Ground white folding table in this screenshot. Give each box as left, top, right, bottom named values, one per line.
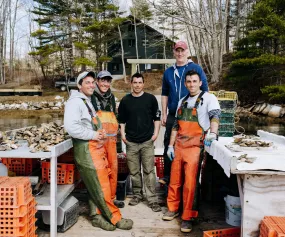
left=205, top=131, right=285, bottom=237
left=0, top=139, right=74, bottom=237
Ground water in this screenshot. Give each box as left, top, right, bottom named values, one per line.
left=237, top=121, right=285, bottom=136
left=0, top=116, right=63, bottom=131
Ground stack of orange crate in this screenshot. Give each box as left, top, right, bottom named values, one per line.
left=41, top=161, right=76, bottom=184
left=0, top=177, right=37, bottom=237
left=260, top=216, right=285, bottom=237
left=2, top=158, right=35, bottom=176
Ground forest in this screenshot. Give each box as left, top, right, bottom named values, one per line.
left=0, top=0, right=284, bottom=103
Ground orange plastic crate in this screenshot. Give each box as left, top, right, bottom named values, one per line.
left=2, top=158, right=33, bottom=176
left=260, top=216, right=285, bottom=237
left=41, top=161, right=75, bottom=184
left=0, top=207, right=36, bottom=227
left=0, top=198, right=36, bottom=218
left=25, top=224, right=37, bottom=237
left=0, top=177, right=32, bottom=207
left=0, top=216, right=36, bottom=237
left=203, top=227, right=240, bottom=237
left=155, top=156, right=164, bottom=178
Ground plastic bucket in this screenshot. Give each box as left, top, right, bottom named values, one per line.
left=116, top=174, right=129, bottom=201
left=224, top=195, right=242, bottom=226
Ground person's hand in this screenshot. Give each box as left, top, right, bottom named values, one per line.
left=151, top=134, right=158, bottom=141
left=167, top=146, right=175, bottom=161
left=121, top=135, right=127, bottom=144
left=204, top=131, right=217, bottom=147
left=161, top=113, right=167, bottom=126
left=101, top=129, right=107, bottom=139
left=94, top=131, right=104, bottom=141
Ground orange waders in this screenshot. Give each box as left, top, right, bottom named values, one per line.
left=96, top=110, right=119, bottom=200
left=73, top=101, right=121, bottom=225
left=167, top=92, right=205, bottom=221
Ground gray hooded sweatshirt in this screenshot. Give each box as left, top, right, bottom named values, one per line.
left=64, top=90, right=97, bottom=140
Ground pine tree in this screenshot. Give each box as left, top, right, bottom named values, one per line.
left=228, top=0, right=285, bottom=103
left=30, top=0, right=78, bottom=79
left=84, top=0, right=124, bottom=71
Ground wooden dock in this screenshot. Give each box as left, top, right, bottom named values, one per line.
left=37, top=194, right=231, bottom=237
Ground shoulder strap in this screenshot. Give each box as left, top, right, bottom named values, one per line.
left=91, top=95, right=99, bottom=112
left=181, top=93, right=191, bottom=108
left=82, top=98, right=94, bottom=118
left=194, top=91, right=205, bottom=109
left=110, top=94, right=116, bottom=113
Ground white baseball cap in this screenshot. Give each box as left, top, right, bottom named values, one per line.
left=77, top=71, right=95, bottom=85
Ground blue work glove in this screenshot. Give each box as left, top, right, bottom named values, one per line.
left=167, top=146, right=175, bottom=161
left=204, top=131, right=217, bottom=147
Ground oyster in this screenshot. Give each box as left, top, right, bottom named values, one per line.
left=1, top=122, right=70, bottom=153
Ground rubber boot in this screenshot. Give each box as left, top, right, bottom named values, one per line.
left=116, top=218, right=133, bottom=230
left=88, top=196, right=97, bottom=218
left=91, top=215, right=116, bottom=231
left=114, top=200, right=125, bottom=208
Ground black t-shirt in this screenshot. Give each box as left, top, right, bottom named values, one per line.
left=118, top=92, right=160, bottom=143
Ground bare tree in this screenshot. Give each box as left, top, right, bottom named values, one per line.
left=131, top=2, right=139, bottom=60
left=151, top=0, right=231, bottom=82
left=9, top=0, right=18, bottom=81
left=0, top=0, right=10, bottom=84
left=118, top=24, right=127, bottom=82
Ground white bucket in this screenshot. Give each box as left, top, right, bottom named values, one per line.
left=224, top=195, right=242, bottom=226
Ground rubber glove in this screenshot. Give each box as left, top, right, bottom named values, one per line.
left=167, top=146, right=175, bottom=161
left=204, top=131, right=217, bottom=147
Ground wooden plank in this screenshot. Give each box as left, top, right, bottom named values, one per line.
left=127, top=59, right=176, bottom=64
left=38, top=197, right=231, bottom=237
left=0, top=88, right=42, bottom=92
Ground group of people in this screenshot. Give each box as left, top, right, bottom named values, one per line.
left=64, top=40, right=221, bottom=233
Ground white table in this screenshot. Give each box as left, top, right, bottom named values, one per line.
left=205, top=131, right=285, bottom=237
left=0, top=139, right=73, bottom=237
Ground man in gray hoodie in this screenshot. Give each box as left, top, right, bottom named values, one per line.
left=64, top=71, right=133, bottom=231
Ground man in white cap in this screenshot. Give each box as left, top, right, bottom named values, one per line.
left=64, top=71, right=133, bottom=231
left=160, top=40, right=209, bottom=186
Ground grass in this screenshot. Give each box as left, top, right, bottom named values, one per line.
left=112, top=72, right=163, bottom=94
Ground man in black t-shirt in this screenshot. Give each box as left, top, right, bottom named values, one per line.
left=118, top=73, right=161, bottom=212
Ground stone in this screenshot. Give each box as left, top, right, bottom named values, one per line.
left=268, top=105, right=282, bottom=118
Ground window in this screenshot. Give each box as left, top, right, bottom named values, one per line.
left=142, top=39, right=149, bottom=46
left=128, top=39, right=135, bottom=47
left=112, top=64, right=119, bottom=72
left=128, top=24, right=134, bottom=31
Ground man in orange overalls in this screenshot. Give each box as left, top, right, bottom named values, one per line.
left=162, top=70, right=221, bottom=233
left=91, top=71, right=124, bottom=208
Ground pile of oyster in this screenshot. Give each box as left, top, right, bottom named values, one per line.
left=232, top=134, right=273, bottom=147
left=0, top=131, right=19, bottom=151
left=0, top=122, right=70, bottom=152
